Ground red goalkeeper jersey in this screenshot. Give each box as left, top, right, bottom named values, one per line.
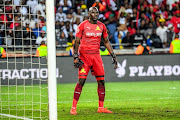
left=76, top=20, right=108, bottom=54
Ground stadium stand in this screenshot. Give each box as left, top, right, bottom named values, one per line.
left=0, top=0, right=180, bottom=56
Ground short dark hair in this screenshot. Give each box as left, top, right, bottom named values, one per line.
left=41, top=41, right=45, bottom=45
left=175, top=34, right=179, bottom=39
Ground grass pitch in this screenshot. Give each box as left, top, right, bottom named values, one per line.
left=0, top=81, right=180, bottom=120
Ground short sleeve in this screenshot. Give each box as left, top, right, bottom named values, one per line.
left=75, top=23, right=84, bottom=38
left=102, top=24, right=108, bottom=38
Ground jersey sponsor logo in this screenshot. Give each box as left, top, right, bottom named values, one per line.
left=86, top=32, right=102, bottom=37
left=87, top=27, right=90, bottom=29
left=95, top=26, right=101, bottom=31
left=80, top=68, right=86, bottom=73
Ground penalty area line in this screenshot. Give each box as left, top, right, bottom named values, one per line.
left=0, top=113, right=33, bottom=120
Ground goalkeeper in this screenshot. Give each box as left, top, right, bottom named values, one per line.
left=70, top=7, right=117, bottom=115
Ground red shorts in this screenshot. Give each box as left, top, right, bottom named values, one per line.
left=78, top=53, right=105, bottom=81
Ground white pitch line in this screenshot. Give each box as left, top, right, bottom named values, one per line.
left=0, top=113, right=33, bottom=120
left=1, top=97, right=180, bottom=106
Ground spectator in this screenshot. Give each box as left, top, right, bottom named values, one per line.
left=167, top=0, right=177, bottom=10
left=5, top=30, right=13, bottom=46
left=148, top=0, right=160, bottom=13
left=56, top=7, right=67, bottom=22
left=5, top=0, right=13, bottom=13
left=125, top=4, right=133, bottom=16
left=65, top=13, right=73, bottom=23
left=23, top=22, right=31, bottom=45
left=117, top=31, right=124, bottom=49
left=156, top=18, right=168, bottom=47
left=14, top=24, right=23, bottom=46
left=117, top=7, right=127, bottom=32
left=10, top=16, right=20, bottom=29
left=35, top=41, right=47, bottom=57
left=66, top=31, right=75, bottom=53
left=126, top=5, right=133, bottom=25
left=33, top=0, right=45, bottom=16
left=152, top=16, right=160, bottom=28
left=0, top=20, right=5, bottom=45
left=171, top=3, right=178, bottom=13
left=131, top=29, right=146, bottom=46
left=170, top=10, right=180, bottom=34
left=98, top=14, right=105, bottom=23
left=131, top=8, right=138, bottom=26
left=105, top=15, right=117, bottom=43
left=122, top=31, right=133, bottom=48
left=160, top=4, right=168, bottom=20
left=166, top=24, right=175, bottom=47
left=29, top=15, right=36, bottom=29
left=114, top=26, right=126, bottom=48
left=36, top=30, right=46, bottom=45
left=59, top=0, right=72, bottom=7
left=41, top=21, right=46, bottom=33
left=135, top=40, right=151, bottom=55
left=27, top=0, right=38, bottom=13
left=81, top=4, right=88, bottom=17
left=170, top=34, right=180, bottom=53
left=33, top=23, right=41, bottom=38
left=144, top=5, right=151, bottom=18
left=22, top=15, right=35, bottom=29
left=22, top=15, right=30, bottom=27
left=149, top=6, right=156, bottom=22
left=63, top=21, right=73, bottom=38
left=0, top=47, right=6, bottom=58
left=99, top=46, right=110, bottom=55
left=144, top=23, right=153, bottom=38
left=139, top=19, right=147, bottom=33
left=109, top=0, right=118, bottom=11
left=60, top=21, right=65, bottom=31
left=0, top=9, right=8, bottom=23
left=69, top=8, right=77, bottom=23
left=76, top=6, right=84, bottom=22
left=56, top=32, right=67, bottom=45
left=92, top=0, right=106, bottom=12
left=19, top=2, right=28, bottom=15
left=60, top=0, right=71, bottom=14
left=150, top=29, right=162, bottom=48
left=55, top=20, right=61, bottom=42
left=39, top=16, right=45, bottom=28
left=67, top=32, right=75, bottom=43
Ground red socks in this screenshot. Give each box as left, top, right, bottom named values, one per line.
left=72, top=83, right=83, bottom=108
left=98, top=84, right=105, bottom=108
left=72, top=83, right=105, bottom=108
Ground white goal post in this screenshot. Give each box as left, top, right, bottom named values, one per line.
left=46, top=0, right=58, bottom=120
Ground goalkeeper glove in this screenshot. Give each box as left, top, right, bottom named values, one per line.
left=73, top=53, right=84, bottom=68
left=111, top=53, right=117, bottom=69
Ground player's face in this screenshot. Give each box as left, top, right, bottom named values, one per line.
left=89, top=8, right=99, bottom=21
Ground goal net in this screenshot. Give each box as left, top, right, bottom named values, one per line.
left=0, top=1, right=57, bottom=119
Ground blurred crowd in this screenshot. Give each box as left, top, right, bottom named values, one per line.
left=0, top=0, right=180, bottom=50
